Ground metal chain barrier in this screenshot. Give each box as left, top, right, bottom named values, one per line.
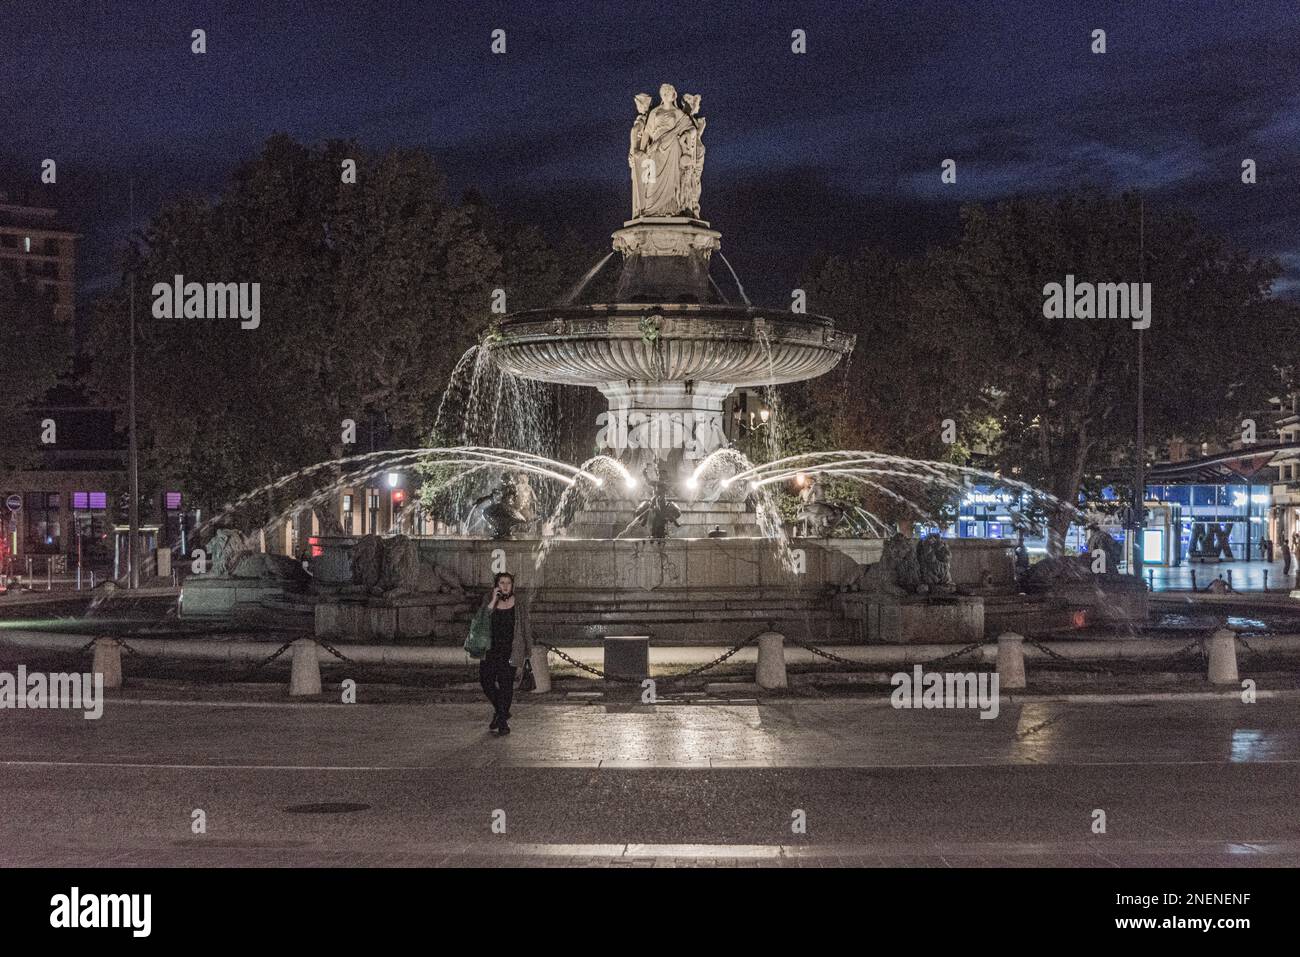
left=311, top=636, right=395, bottom=685
left=1232, top=633, right=1280, bottom=661
left=238, top=638, right=296, bottom=681
left=74, top=635, right=140, bottom=657
left=539, top=642, right=627, bottom=681
left=786, top=636, right=986, bottom=669
left=1023, top=636, right=1203, bottom=675
left=538, top=635, right=759, bottom=685
left=313, top=637, right=353, bottom=665
left=917, top=641, right=987, bottom=668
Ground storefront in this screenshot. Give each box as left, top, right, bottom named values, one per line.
left=950, top=474, right=1272, bottom=567
left=1145, top=483, right=1268, bottom=563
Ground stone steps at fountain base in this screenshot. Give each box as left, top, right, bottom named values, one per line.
left=537, top=605, right=837, bottom=621
left=531, top=593, right=849, bottom=644
left=536, top=617, right=852, bottom=645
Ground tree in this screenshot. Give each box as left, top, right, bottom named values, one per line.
left=0, top=270, right=69, bottom=472
left=84, top=135, right=580, bottom=531
left=792, top=246, right=987, bottom=526
left=940, top=193, right=1292, bottom=551
left=803, top=247, right=985, bottom=460
left=793, top=195, right=1295, bottom=545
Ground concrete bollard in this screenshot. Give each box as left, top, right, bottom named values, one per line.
left=529, top=643, right=551, bottom=693
left=755, top=632, right=787, bottom=690
left=92, top=638, right=123, bottom=690
left=996, top=632, right=1026, bottom=690
left=289, top=638, right=322, bottom=696
left=1206, top=628, right=1238, bottom=685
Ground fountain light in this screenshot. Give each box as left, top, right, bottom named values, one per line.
left=625, top=475, right=639, bottom=490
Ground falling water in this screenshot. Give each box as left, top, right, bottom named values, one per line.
left=532, top=455, right=634, bottom=570
left=186, top=448, right=598, bottom=546
left=716, top=251, right=751, bottom=306
left=431, top=345, right=559, bottom=519
left=685, top=447, right=1090, bottom=557
left=560, top=252, right=615, bottom=305
left=752, top=325, right=784, bottom=464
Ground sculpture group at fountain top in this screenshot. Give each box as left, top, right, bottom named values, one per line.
left=629, top=84, right=706, bottom=220
left=486, top=81, right=854, bottom=536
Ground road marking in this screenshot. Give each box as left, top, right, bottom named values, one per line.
left=3, top=757, right=1300, bottom=771
left=3, top=840, right=1291, bottom=861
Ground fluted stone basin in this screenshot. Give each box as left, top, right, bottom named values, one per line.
left=487, top=303, right=854, bottom=388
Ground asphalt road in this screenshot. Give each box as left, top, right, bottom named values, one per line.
left=1, top=695, right=1298, bottom=866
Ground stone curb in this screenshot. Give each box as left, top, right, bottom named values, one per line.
left=82, top=686, right=1297, bottom=710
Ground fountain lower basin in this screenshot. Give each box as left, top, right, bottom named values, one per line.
left=486, top=304, right=853, bottom=388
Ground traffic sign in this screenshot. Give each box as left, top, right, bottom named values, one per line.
left=5, top=495, right=20, bottom=513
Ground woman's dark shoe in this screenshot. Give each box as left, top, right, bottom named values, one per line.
left=497, top=721, right=511, bottom=736
left=489, top=714, right=500, bottom=731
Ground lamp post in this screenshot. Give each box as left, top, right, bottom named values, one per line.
left=1131, top=197, right=1146, bottom=580
left=127, top=179, right=140, bottom=590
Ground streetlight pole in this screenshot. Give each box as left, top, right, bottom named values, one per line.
left=1132, top=197, right=1146, bottom=580
left=127, top=179, right=140, bottom=589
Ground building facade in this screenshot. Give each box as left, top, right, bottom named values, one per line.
left=0, top=191, right=77, bottom=327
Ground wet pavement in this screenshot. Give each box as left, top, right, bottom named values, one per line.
left=1, top=696, right=1298, bottom=866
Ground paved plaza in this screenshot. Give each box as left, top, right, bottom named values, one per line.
left=2, top=694, right=1297, bottom=867
left=1147, top=559, right=1296, bottom=593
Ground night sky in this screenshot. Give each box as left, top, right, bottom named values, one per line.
left=3, top=0, right=1298, bottom=306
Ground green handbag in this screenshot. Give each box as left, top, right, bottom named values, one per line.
left=464, top=607, right=491, bottom=659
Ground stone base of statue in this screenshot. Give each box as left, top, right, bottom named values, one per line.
left=836, top=591, right=986, bottom=644
left=611, top=217, right=720, bottom=303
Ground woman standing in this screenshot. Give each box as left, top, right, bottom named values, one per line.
left=479, top=572, right=531, bottom=735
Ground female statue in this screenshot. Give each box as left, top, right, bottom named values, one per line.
left=638, top=84, right=694, bottom=217
left=629, top=93, right=652, bottom=218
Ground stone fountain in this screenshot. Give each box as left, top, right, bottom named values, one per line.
left=183, top=85, right=1047, bottom=647
left=486, top=83, right=854, bottom=537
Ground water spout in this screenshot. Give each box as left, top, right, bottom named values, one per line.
left=560, top=251, right=615, bottom=305
left=716, top=251, right=751, bottom=306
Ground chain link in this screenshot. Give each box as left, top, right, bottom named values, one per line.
left=786, top=636, right=987, bottom=669
left=239, top=639, right=296, bottom=680
left=537, top=635, right=759, bottom=685
left=1023, top=636, right=1203, bottom=675
left=75, top=636, right=140, bottom=657
left=917, top=641, right=987, bottom=668
left=1233, top=634, right=1266, bottom=659
left=313, top=637, right=353, bottom=664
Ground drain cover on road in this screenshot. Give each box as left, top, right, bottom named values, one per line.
left=282, top=802, right=371, bottom=814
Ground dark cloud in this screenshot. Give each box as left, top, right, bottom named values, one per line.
left=1, top=0, right=1296, bottom=304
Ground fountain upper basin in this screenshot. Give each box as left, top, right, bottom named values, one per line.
left=486, top=303, right=855, bottom=388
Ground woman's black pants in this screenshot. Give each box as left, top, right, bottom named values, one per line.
left=479, top=657, right=517, bottom=718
